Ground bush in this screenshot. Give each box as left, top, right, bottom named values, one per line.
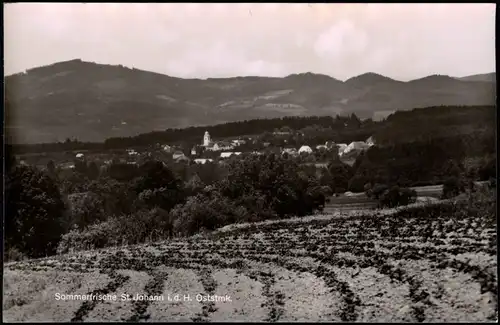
left=348, top=175, right=368, bottom=193
left=66, top=191, right=105, bottom=230
left=170, top=192, right=251, bottom=237
left=131, top=160, right=185, bottom=212
left=5, top=247, right=27, bottom=262
left=441, top=176, right=465, bottom=199
left=378, top=186, right=418, bottom=208
left=57, top=207, right=175, bottom=254
left=366, top=183, right=389, bottom=200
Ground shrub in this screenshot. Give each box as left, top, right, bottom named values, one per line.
left=378, top=186, right=418, bottom=208
left=66, top=191, right=105, bottom=230
left=5, top=247, right=27, bottom=262
left=366, top=183, right=389, bottom=200
left=57, top=207, right=175, bottom=254
left=348, top=175, right=368, bottom=193
left=441, top=176, right=465, bottom=199
left=170, top=192, right=251, bottom=237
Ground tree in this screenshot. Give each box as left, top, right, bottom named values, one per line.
left=5, top=165, right=66, bottom=258
left=132, top=160, right=185, bottom=212
left=184, top=173, right=205, bottom=196
left=441, top=177, right=464, bottom=199
left=66, top=191, right=105, bottom=230
left=47, top=160, right=57, bottom=179
left=348, top=175, right=368, bottom=193
left=327, top=160, right=353, bottom=192
left=87, top=161, right=100, bottom=180
left=74, top=159, right=88, bottom=175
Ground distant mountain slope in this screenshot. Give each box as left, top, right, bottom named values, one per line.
left=458, top=72, right=496, bottom=83
left=5, top=59, right=496, bottom=144
left=345, top=72, right=402, bottom=88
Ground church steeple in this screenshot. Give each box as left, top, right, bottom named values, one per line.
left=203, top=131, right=211, bottom=146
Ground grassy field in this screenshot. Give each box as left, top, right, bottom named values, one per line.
left=323, top=182, right=489, bottom=214
left=3, top=195, right=497, bottom=322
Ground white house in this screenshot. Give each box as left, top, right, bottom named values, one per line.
left=232, top=139, right=246, bottom=146
left=316, top=145, right=327, bottom=150
left=344, top=141, right=370, bottom=155
left=163, top=145, right=173, bottom=152
left=75, top=153, right=84, bottom=159
left=194, top=158, right=213, bottom=164
left=60, top=162, right=75, bottom=169
left=298, top=145, right=313, bottom=154
left=208, top=141, right=234, bottom=151
left=172, top=151, right=186, bottom=160
left=336, top=143, right=348, bottom=155
left=282, top=147, right=298, bottom=156
left=220, top=152, right=242, bottom=158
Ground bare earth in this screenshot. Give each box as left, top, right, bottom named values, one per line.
left=3, top=201, right=497, bottom=322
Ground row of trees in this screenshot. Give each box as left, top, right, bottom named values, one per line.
left=6, top=152, right=329, bottom=259
left=10, top=114, right=373, bottom=154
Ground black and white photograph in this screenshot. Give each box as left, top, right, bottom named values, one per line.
left=3, top=3, right=497, bottom=322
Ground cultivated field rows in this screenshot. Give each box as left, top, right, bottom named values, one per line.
left=3, top=200, right=497, bottom=322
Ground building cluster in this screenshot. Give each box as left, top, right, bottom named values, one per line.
left=53, top=131, right=377, bottom=170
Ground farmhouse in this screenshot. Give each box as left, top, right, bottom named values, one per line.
left=282, top=147, right=298, bottom=156
left=231, top=139, right=246, bottom=146
left=194, top=158, right=213, bottom=164
left=212, top=142, right=234, bottom=151
left=336, top=143, right=348, bottom=155
left=172, top=151, right=186, bottom=160
left=344, top=141, right=370, bottom=155
left=220, top=152, right=242, bottom=158
left=60, top=162, right=75, bottom=170
left=298, top=145, right=313, bottom=154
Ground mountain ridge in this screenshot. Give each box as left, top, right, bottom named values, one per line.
left=5, top=59, right=496, bottom=144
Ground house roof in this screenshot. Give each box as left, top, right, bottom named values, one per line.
left=216, top=141, right=233, bottom=147
left=194, top=158, right=213, bottom=164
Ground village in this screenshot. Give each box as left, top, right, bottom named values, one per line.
left=16, top=130, right=377, bottom=172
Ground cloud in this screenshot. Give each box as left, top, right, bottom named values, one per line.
left=4, top=3, right=496, bottom=80
left=314, top=20, right=369, bottom=59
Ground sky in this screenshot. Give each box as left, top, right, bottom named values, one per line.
left=4, top=3, right=496, bottom=81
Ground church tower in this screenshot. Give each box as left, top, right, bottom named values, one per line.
left=203, top=131, right=211, bottom=147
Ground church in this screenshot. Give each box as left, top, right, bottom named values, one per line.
left=203, top=131, right=212, bottom=147
left=202, top=131, right=234, bottom=151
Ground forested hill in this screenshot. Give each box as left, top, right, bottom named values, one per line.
left=8, top=105, right=495, bottom=154
left=5, top=59, right=496, bottom=144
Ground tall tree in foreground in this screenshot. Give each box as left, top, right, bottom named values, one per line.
left=5, top=165, right=66, bottom=258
